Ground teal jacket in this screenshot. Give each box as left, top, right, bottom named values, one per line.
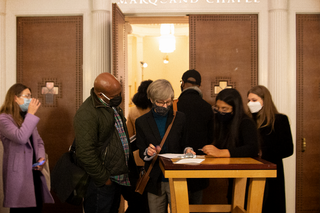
left=74, top=88, right=132, bottom=187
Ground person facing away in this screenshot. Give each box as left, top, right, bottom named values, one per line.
left=0, top=83, right=54, bottom=213
left=177, top=69, right=214, bottom=206
left=135, top=79, right=195, bottom=213
left=123, top=80, right=153, bottom=213
left=127, top=80, right=153, bottom=139
left=73, top=72, right=138, bottom=213
left=247, top=85, right=293, bottom=213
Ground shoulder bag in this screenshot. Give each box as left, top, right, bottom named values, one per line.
left=135, top=106, right=177, bottom=195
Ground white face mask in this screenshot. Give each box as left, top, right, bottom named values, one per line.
left=247, top=101, right=262, bottom=113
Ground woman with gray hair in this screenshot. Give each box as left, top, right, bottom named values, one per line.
left=136, top=79, right=195, bottom=213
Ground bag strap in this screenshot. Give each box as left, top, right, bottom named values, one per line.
left=143, top=101, right=178, bottom=176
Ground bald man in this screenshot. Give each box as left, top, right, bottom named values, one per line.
left=74, top=72, right=137, bottom=213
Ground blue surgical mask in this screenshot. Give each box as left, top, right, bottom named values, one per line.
left=19, top=98, right=31, bottom=112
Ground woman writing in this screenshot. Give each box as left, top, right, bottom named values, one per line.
left=0, top=83, right=54, bottom=213
left=202, top=88, right=259, bottom=158
left=136, top=79, right=195, bottom=213
left=247, top=85, right=293, bottom=213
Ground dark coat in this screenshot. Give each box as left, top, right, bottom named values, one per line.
left=177, top=88, right=214, bottom=191
left=74, top=88, right=137, bottom=187
left=215, top=116, right=259, bottom=157
left=177, top=88, right=214, bottom=154
left=135, top=108, right=187, bottom=195
left=257, top=114, right=294, bottom=213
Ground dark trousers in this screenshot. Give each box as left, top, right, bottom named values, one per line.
left=84, top=179, right=122, bottom=213
left=121, top=185, right=150, bottom=213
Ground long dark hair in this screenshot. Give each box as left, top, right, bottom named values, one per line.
left=247, top=85, right=279, bottom=130
left=214, top=88, right=248, bottom=149
left=0, top=83, right=30, bottom=127
left=132, top=80, right=153, bottom=109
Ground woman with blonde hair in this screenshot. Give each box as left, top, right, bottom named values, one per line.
left=0, top=83, right=54, bottom=213
left=247, top=85, right=293, bottom=213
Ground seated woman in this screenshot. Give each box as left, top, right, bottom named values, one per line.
left=247, top=85, right=293, bottom=213
left=135, top=79, right=194, bottom=213
left=202, top=88, right=259, bottom=157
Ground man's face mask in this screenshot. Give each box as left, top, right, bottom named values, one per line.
left=101, top=92, right=122, bottom=107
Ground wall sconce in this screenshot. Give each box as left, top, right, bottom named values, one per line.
left=159, top=24, right=176, bottom=53
left=163, top=55, right=169, bottom=64
left=140, top=61, right=148, bottom=68
left=140, top=61, right=148, bottom=80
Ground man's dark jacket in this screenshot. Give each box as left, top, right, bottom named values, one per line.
left=74, top=88, right=137, bottom=187
left=177, top=87, right=214, bottom=191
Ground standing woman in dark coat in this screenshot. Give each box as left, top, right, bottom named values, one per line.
left=247, top=85, right=293, bottom=213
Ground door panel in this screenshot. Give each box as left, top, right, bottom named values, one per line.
left=189, top=14, right=258, bottom=205
left=296, top=14, right=320, bottom=213
left=17, top=16, right=83, bottom=213
left=112, top=3, right=127, bottom=114
left=189, top=14, right=258, bottom=105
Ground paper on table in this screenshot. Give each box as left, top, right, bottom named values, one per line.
left=174, top=158, right=204, bottom=164
left=158, top=153, right=184, bottom=159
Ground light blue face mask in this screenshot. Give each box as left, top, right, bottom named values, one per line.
left=19, top=98, right=31, bottom=112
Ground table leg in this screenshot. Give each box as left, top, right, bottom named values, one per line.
left=169, top=178, right=189, bottom=213
left=246, top=178, right=266, bottom=213
left=232, top=178, right=247, bottom=213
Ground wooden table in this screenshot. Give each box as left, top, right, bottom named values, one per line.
left=159, top=156, right=276, bottom=213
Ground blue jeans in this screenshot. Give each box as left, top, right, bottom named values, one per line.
left=84, top=179, right=121, bottom=213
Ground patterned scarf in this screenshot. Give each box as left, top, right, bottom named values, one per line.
left=110, top=107, right=130, bottom=186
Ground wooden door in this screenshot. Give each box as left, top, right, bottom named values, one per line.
left=189, top=14, right=258, bottom=204
left=296, top=14, right=320, bottom=213
left=17, top=16, right=83, bottom=213
left=189, top=14, right=258, bottom=106
left=112, top=3, right=127, bottom=114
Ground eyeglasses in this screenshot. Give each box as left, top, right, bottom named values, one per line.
left=213, top=107, right=232, bottom=115
left=155, top=100, right=173, bottom=106
left=20, top=94, right=32, bottom=99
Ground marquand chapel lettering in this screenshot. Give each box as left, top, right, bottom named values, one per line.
left=117, top=0, right=260, bottom=6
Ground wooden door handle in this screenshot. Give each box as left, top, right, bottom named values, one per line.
left=302, top=138, right=306, bottom=152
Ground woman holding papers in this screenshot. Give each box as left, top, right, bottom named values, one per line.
left=136, top=79, right=195, bottom=213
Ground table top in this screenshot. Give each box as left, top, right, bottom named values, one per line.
left=159, top=156, right=277, bottom=171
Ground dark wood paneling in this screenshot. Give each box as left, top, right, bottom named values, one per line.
left=112, top=3, right=127, bottom=114
left=189, top=14, right=258, bottom=106
left=17, top=16, right=83, bottom=213
left=189, top=14, right=258, bottom=205
left=296, top=14, right=320, bottom=213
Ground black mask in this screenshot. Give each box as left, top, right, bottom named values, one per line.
left=153, top=104, right=170, bottom=116
left=109, top=95, right=122, bottom=107
left=216, top=111, right=233, bottom=124
left=100, top=92, right=122, bottom=107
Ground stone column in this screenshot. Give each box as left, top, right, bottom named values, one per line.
left=91, top=0, right=111, bottom=77
left=268, top=0, right=288, bottom=111
left=0, top=0, right=6, bottom=104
